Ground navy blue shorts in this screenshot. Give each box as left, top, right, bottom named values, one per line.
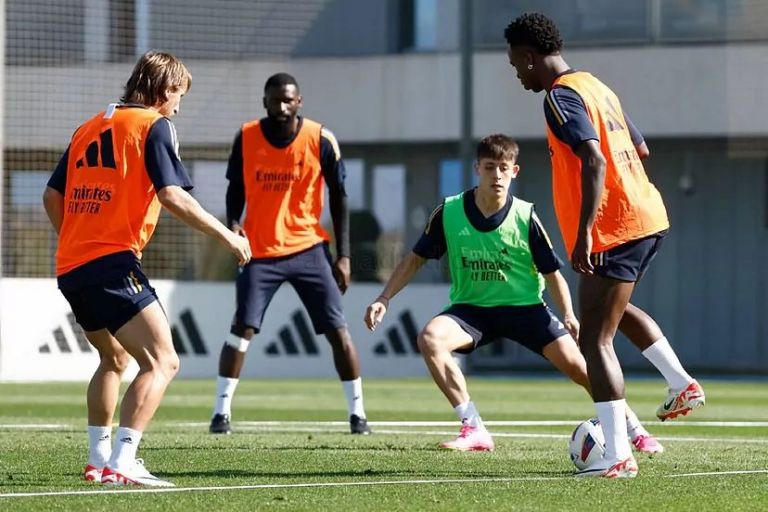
left=439, top=303, right=569, bottom=356
left=590, top=230, right=667, bottom=282
left=59, top=261, right=158, bottom=335
left=232, top=243, right=346, bottom=335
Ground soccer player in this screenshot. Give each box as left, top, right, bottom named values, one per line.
left=42, top=51, right=251, bottom=487
left=208, top=73, right=370, bottom=435
left=504, top=13, right=705, bottom=477
left=364, top=134, right=661, bottom=455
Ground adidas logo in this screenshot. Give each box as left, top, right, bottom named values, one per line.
left=75, top=128, right=117, bottom=169
left=120, top=437, right=133, bottom=444
left=458, top=227, right=471, bottom=236
left=39, top=312, right=93, bottom=354
left=373, top=311, right=420, bottom=356
left=265, top=310, right=320, bottom=356
left=170, top=309, right=208, bottom=356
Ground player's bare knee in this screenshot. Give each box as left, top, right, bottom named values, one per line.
left=157, top=351, right=180, bottom=380
left=417, top=328, right=446, bottom=356
left=324, top=326, right=353, bottom=348
left=111, top=349, right=132, bottom=374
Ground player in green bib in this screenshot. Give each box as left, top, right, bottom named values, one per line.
left=364, top=134, right=661, bottom=454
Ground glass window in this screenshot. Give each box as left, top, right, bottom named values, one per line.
left=659, top=0, right=767, bottom=42
left=372, top=164, right=406, bottom=280
left=474, top=0, right=650, bottom=48
left=190, top=161, right=228, bottom=220
left=439, top=159, right=463, bottom=197
left=414, top=0, right=439, bottom=50
left=373, top=164, right=405, bottom=231
left=344, top=159, right=365, bottom=210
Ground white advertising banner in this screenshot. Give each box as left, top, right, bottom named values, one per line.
left=0, top=278, right=450, bottom=382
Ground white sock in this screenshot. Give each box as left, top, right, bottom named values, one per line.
left=454, top=400, right=484, bottom=429
left=642, top=337, right=694, bottom=390
left=625, top=408, right=649, bottom=440
left=213, top=376, right=239, bottom=416
left=87, top=425, right=112, bottom=467
left=595, top=399, right=632, bottom=462
left=341, top=377, right=366, bottom=418
left=108, top=427, right=142, bottom=470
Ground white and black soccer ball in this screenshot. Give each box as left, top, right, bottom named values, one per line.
left=569, top=418, right=606, bottom=470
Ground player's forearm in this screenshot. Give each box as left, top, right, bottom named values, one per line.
left=158, top=186, right=231, bottom=243
left=543, top=271, right=575, bottom=319
left=378, top=252, right=426, bottom=302
left=225, top=183, right=245, bottom=229
left=328, top=188, right=350, bottom=258
left=42, top=187, right=64, bottom=234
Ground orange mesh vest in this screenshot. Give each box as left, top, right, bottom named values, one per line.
left=545, top=72, right=669, bottom=255
left=56, top=106, right=164, bottom=275
left=241, top=118, right=329, bottom=258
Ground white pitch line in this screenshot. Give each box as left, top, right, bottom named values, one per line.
left=0, top=476, right=567, bottom=499
left=3, top=468, right=768, bottom=499
left=668, top=469, right=768, bottom=478
left=0, top=424, right=72, bottom=429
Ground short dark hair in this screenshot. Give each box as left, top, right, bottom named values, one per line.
left=503, top=12, right=563, bottom=55
left=264, top=72, right=299, bottom=93
left=476, top=134, right=519, bottom=162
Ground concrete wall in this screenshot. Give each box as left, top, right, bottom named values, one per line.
left=7, top=44, right=768, bottom=150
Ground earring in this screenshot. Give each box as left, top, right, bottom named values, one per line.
left=527, top=64, right=534, bottom=70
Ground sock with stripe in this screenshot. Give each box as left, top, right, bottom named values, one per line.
left=213, top=376, right=239, bottom=417
left=87, top=425, right=112, bottom=467
left=107, top=427, right=142, bottom=471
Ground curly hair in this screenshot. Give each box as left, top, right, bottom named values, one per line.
left=503, top=12, right=563, bottom=55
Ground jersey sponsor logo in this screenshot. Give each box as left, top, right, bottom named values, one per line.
left=66, top=183, right=116, bottom=215
left=38, top=312, right=93, bottom=354
left=254, top=169, right=301, bottom=192
left=459, top=247, right=512, bottom=282
left=373, top=310, right=420, bottom=356
left=264, top=310, right=320, bottom=356
left=170, top=309, right=209, bottom=356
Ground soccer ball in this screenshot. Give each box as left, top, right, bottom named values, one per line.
left=569, top=418, right=606, bottom=470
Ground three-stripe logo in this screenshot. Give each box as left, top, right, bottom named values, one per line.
left=39, top=312, right=93, bottom=354
left=170, top=309, right=208, bottom=356
left=264, top=310, right=319, bottom=356
left=373, top=311, right=420, bottom=356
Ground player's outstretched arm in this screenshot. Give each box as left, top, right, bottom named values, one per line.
left=542, top=270, right=580, bottom=342
left=364, top=251, right=426, bottom=331
left=42, top=186, right=65, bottom=234
left=157, top=185, right=251, bottom=265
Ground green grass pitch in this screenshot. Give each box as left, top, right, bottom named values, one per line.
left=1, top=377, right=766, bottom=511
